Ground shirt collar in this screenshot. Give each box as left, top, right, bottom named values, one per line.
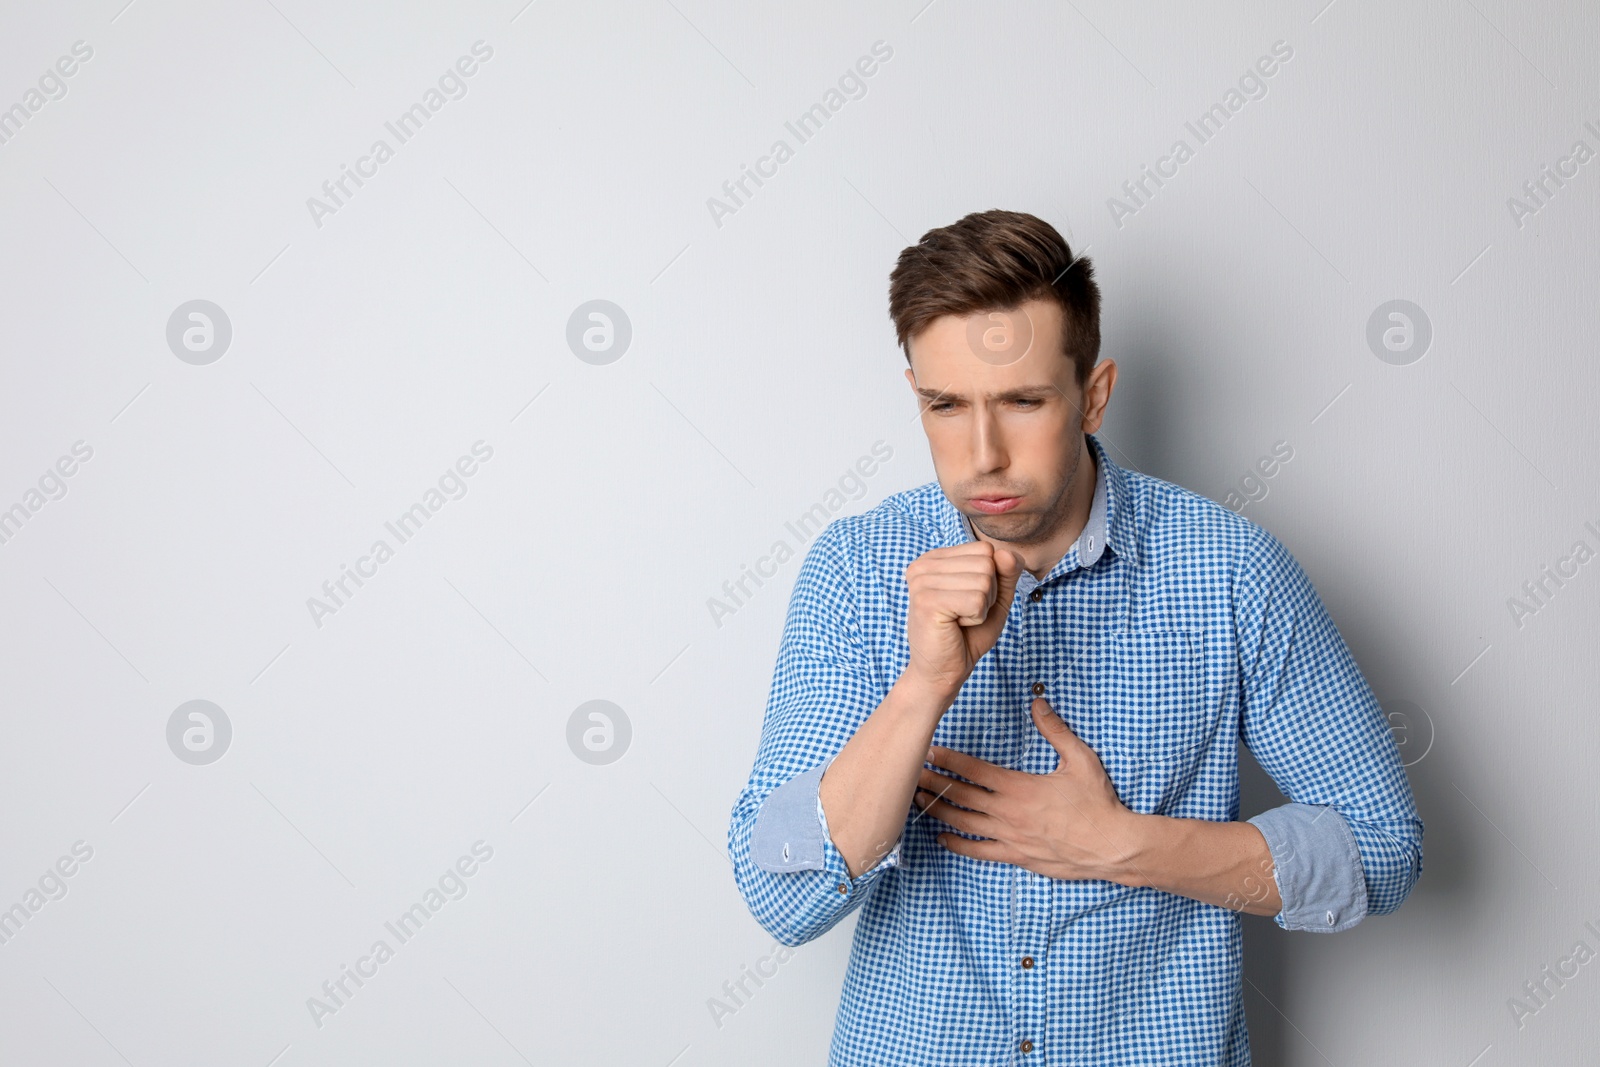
left=941, top=432, right=1135, bottom=581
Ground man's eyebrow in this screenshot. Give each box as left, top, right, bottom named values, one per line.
left=914, top=386, right=1053, bottom=402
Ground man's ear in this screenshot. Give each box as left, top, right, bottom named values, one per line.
left=1081, top=358, right=1116, bottom=432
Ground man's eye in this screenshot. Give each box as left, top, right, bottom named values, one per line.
left=930, top=402, right=955, bottom=412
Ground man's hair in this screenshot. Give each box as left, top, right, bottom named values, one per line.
left=887, top=209, right=1101, bottom=384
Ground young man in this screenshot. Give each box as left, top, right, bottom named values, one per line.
left=727, top=209, right=1422, bottom=1065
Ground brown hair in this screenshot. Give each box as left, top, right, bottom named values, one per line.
left=887, top=209, right=1101, bottom=384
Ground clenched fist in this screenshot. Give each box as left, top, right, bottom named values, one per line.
left=903, top=541, right=1025, bottom=704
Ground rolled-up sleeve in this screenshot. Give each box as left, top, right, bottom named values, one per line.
left=750, top=762, right=832, bottom=872
left=727, top=522, right=899, bottom=946
left=1248, top=802, right=1367, bottom=931
left=1235, top=528, right=1424, bottom=929
left=752, top=757, right=903, bottom=872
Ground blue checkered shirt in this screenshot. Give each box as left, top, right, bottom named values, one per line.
left=726, top=433, right=1423, bottom=1065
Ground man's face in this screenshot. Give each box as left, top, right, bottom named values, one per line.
left=903, top=297, right=1114, bottom=545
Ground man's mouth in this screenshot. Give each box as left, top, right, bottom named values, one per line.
left=970, top=496, right=1022, bottom=515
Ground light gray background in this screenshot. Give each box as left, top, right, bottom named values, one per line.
left=1, top=1, right=1595, bottom=1064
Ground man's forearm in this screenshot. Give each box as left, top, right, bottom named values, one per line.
left=818, top=673, right=954, bottom=878
left=1110, top=815, right=1282, bottom=916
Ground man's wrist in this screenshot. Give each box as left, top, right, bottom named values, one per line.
left=891, top=669, right=963, bottom=719
left=1098, top=810, right=1161, bottom=888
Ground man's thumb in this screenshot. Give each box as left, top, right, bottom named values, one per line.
left=993, top=546, right=1024, bottom=605
left=968, top=546, right=1025, bottom=651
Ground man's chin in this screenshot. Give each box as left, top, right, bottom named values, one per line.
left=967, top=511, right=1033, bottom=540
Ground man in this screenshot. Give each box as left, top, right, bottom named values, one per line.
left=726, top=209, right=1422, bottom=1065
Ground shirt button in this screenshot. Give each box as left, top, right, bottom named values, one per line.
left=1019, top=1039, right=1034, bottom=1054
left=1028, top=588, right=1042, bottom=602
left=837, top=883, right=849, bottom=895
left=1327, top=910, right=1335, bottom=925
left=1020, top=956, right=1035, bottom=969
left=1031, top=682, right=1045, bottom=697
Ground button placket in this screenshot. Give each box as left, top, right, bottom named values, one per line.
left=1010, top=612, right=1051, bottom=1060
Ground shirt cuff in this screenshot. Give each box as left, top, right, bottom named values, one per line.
left=1248, top=802, right=1368, bottom=932
left=750, top=758, right=902, bottom=883
left=751, top=762, right=829, bottom=871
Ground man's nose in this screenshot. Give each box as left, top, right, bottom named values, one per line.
left=972, top=406, right=1006, bottom=471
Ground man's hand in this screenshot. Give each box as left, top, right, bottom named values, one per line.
left=903, top=541, right=1026, bottom=704
left=815, top=540, right=1026, bottom=879
left=915, top=696, right=1142, bottom=882
left=914, top=697, right=1285, bottom=915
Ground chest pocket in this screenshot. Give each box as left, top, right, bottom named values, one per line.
left=1101, top=629, right=1207, bottom=763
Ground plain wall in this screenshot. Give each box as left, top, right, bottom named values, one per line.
left=1, top=1, right=1595, bottom=1064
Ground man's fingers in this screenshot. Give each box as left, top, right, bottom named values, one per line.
left=914, top=790, right=994, bottom=836
left=957, top=545, right=1024, bottom=646
left=903, top=545, right=1007, bottom=583
left=916, top=541, right=1007, bottom=561
left=917, top=768, right=991, bottom=812
left=986, top=546, right=1024, bottom=614
left=909, top=555, right=1012, bottom=575
left=1031, top=698, right=1101, bottom=769
left=914, top=585, right=1000, bottom=603
left=935, top=833, right=1015, bottom=864
left=914, top=580, right=1002, bottom=628
left=927, top=746, right=1008, bottom=789
left=1032, top=698, right=1075, bottom=735
left=992, top=546, right=1024, bottom=595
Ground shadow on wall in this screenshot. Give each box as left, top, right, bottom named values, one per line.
left=1238, top=717, right=1474, bottom=1067
left=1238, top=744, right=1292, bottom=1067
left=1107, top=328, right=1481, bottom=1065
